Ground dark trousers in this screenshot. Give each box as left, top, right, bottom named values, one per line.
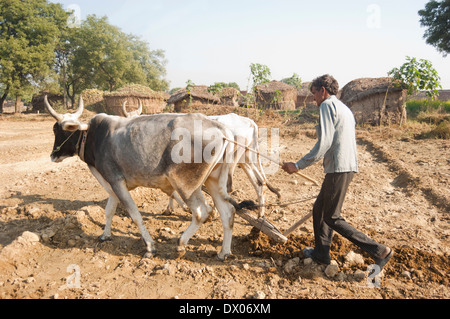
left=313, top=172, right=386, bottom=260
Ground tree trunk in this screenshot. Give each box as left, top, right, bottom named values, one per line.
left=0, top=87, right=9, bottom=113
left=15, top=95, right=22, bottom=114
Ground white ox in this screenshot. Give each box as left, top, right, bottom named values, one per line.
left=121, top=101, right=280, bottom=217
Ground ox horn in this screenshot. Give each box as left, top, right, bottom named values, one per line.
left=137, top=99, right=143, bottom=115
left=44, top=95, right=64, bottom=122
left=74, top=96, right=84, bottom=118
left=122, top=100, right=130, bottom=117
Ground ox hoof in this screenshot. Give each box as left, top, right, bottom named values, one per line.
left=217, top=253, right=232, bottom=262
left=98, top=235, right=111, bottom=242
left=143, top=250, right=156, bottom=259
left=162, top=209, right=173, bottom=216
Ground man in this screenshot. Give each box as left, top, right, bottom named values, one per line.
left=282, top=74, right=393, bottom=270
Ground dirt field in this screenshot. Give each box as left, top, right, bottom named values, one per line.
left=0, top=111, right=449, bottom=299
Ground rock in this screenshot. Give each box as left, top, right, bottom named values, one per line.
left=353, top=269, right=366, bottom=282
left=284, top=257, right=300, bottom=273
left=303, top=258, right=313, bottom=266
left=344, top=251, right=365, bottom=266
left=324, top=260, right=339, bottom=278
left=20, top=231, right=40, bottom=243
left=249, top=291, right=266, bottom=299
left=401, top=271, right=412, bottom=280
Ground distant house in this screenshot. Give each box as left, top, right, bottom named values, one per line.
left=218, top=87, right=240, bottom=107
left=340, top=77, right=407, bottom=126
left=103, top=84, right=168, bottom=116
left=409, top=89, right=450, bottom=101
left=32, top=92, right=63, bottom=113
left=255, top=81, right=297, bottom=110
left=296, top=82, right=315, bottom=108
left=168, top=85, right=220, bottom=112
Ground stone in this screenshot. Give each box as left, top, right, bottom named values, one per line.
left=324, top=260, right=339, bottom=278
left=344, top=251, right=365, bottom=266
left=20, top=231, right=40, bottom=243
left=284, top=257, right=300, bottom=273
left=353, top=269, right=366, bottom=282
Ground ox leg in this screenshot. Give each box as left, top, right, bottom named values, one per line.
left=164, top=192, right=189, bottom=215
left=177, top=188, right=212, bottom=255
left=111, top=181, right=156, bottom=258
left=204, top=178, right=236, bottom=261
left=240, top=163, right=265, bottom=217
left=99, top=195, right=119, bottom=241
left=88, top=166, right=120, bottom=241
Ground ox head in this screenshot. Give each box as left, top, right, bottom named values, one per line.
left=122, top=99, right=143, bottom=118
left=45, top=95, right=88, bottom=162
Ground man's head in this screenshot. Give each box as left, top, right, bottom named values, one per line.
left=310, top=74, right=339, bottom=106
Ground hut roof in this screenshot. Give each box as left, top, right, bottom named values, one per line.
left=219, top=87, right=240, bottom=97
left=256, top=80, right=296, bottom=93
left=167, top=85, right=220, bottom=104
left=103, top=84, right=166, bottom=99
left=340, top=77, right=405, bottom=104
left=297, top=81, right=312, bottom=96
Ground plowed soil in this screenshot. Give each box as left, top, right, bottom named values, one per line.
left=0, top=110, right=448, bottom=299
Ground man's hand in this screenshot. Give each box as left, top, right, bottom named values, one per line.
left=282, top=162, right=298, bottom=175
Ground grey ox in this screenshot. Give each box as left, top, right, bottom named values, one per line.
left=121, top=100, right=281, bottom=217
left=45, top=96, right=243, bottom=260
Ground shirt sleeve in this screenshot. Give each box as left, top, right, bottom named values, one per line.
left=296, top=102, right=336, bottom=169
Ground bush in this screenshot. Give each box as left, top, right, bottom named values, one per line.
left=406, top=99, right=450, bottom=117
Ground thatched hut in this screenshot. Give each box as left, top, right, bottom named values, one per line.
left=255, top=81, right=297, bottom=110
left=168, top=85, right=220, bottom=112
left=296, top=82, right=315, bottom=108
left=103, top=84, right=167, bottom=116
left=340, top=77, right=407, bottom=126
left=32, top=92, right=64, bottom=113
left=219, top=87, right=240, bottom=106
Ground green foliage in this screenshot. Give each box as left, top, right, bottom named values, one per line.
left=0, top=0, right=69, bottom=109
left=61, top=15, right=168, bottom=103
left=281, top=73, right=302, bottom=89
left=0, top=2, right=169, bottom=112
left=388, top=56, right=442, bottom=98
left=249, top=63, right=271, bottom=92
left=418, top=0, right=450, bottom=56
left=207, top=82, right=240, bottom=95
left=406, top=99, right=450, bottom=117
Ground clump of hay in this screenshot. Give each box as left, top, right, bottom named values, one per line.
left=103, top=84, right=168, bottom=116
left=168, top=85, right=220, bottom=112
left=340, top=77, right=407, bottom=126
left=255, top=81, right=297, bottom=110
left=218, top=87, right=240, bottom=107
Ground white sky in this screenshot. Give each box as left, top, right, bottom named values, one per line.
left=52, top=0, right=450, bottom=90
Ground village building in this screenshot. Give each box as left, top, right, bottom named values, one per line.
left=340, top=77, right=407, bottom=126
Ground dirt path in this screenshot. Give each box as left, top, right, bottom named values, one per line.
left=0, top=114, right=448, bottom=299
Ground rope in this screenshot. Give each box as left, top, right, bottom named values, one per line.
left=239, top=196, right=316, bottom=210
left=223, top=136, right=320, bottom=186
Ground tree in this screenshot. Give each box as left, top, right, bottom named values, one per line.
left=388, top=56, right=442, bottom=98
left=0, top=0, right=68, bottom=112
left=281, top=73, right=302, bottom=89
left=59, top=15, right=168, bottom=106
left=418, top=0, right=450, bottom=56
left=249, top=63, right=271, bottom=92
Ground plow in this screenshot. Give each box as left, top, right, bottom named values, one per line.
left=224, top=136, right=320, bottom=244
